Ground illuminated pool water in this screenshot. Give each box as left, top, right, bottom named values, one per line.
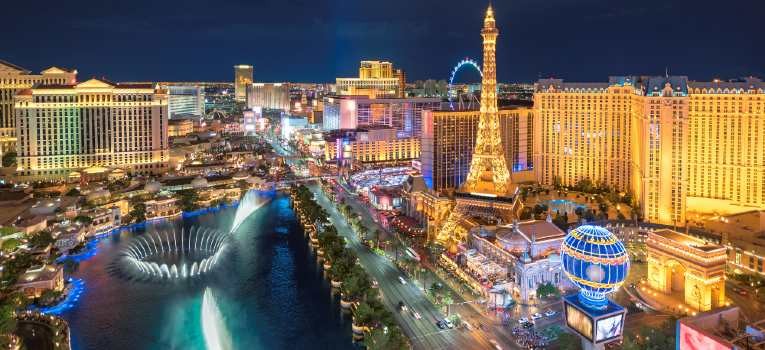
left=544, top=199, right=588, bottom=215
left=59, top=194, right=353, bottom=350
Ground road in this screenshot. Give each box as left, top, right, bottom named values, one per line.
left=307, top=182, right=511, bottom=350
left=271, top=136, right=523, bottom=349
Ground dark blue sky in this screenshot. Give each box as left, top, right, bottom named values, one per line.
left=4, top=0, right=763, bottom=83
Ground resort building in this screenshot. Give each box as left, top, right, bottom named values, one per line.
left=533, top=76, right=765, bottom=226
left=336, top=61, right=405, bottom=98
left=322, top=95, right=440, bottom=138
left=15, top=264, right=64, bottom=298
left=420, top=107, right=534, bottom=191
left=14, top=78, right=169, bottom=181
left=467, top=219, right=571, bottom=303
left=233, top=65, right=253, bottom=102
left=246, top=83, right=289, bottom=111
left=145, top=196, right=181, bottom=220
left=166, top=85, right=205, bottom=117
left=0, top=60, right=77, bottom=153
left=322, top=127, right=420, bottom=165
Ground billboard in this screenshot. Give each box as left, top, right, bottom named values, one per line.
left=678, top=323, right=730, bottom=350
left=595, top=313, right=624, bottom=343
left=565, top=303, right=594, bottom=341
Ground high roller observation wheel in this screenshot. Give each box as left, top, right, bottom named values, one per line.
left=448, top=58, right=482, bottom=110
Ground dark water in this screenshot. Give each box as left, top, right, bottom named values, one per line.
left=60, top=194, right=353, bottom=350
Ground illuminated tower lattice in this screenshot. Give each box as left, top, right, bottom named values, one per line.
left=436, top=5, right=518, bottom=243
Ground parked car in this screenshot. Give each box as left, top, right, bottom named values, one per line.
left=531, top=313, right=543, bottom=320
left=398, top=276, right=407, bottom=285
left=544, top=309, right=557, bottom=317
left=518, top=317, right=529, bottom=324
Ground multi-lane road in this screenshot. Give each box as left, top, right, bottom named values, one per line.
left=271, top=137, right=526, bottom=349
left=308, top=182, right=520, bottom=350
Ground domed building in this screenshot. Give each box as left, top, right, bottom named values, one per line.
left=466, top=219, right=574, bottom=303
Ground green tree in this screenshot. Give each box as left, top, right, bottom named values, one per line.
left=553, top=212, right=569, bottom=231
left=130, top=202, right=146, bottom=223
left=557, top=331, right=583, bottom=350
left=1, top=239, right=20, bottom=253
left=176, top=189, right=200, bottom=211
left=28, top=230, right=54, bottom=249
left=0, top=227, right=15, bottom=237
left=1, top=152, right=16, bottom=167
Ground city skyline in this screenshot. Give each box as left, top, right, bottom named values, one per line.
left=3, top=0, right=764, bottom=83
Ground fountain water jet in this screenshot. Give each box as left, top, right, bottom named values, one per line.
left=118, top=227, right=231, bottom=282
left=202, top=288, right=232, bottom=350
left=230, top=190, right=268, bottom=233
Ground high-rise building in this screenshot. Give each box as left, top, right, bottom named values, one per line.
left=323, top=126, right=420, bottom=164
left=336, top=61, right=405, bottom=98
left=420, top=108, right=533, bottom=192
left=0, top=60, right=77, bottom=153
left=14, top=78, right=169, bottom=180
left=166, top=85, right=205, bottom=117
left=246, top=83, right=289, bottom=111
left=533, top=76, right=765, bottom=226
left=394, top=69, right=407, bottom=98
left=322, top=95, right=440, bottom=138
left=233, top=65, right=253, bottom=102
left=436, top=5, right=520, bottom=243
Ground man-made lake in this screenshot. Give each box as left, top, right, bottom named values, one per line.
left=59, top=193, right=353, bottom=350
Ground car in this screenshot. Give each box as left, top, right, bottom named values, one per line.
left=518, top=317, right=529, bottom=324
left=738, top=289, right=748, bottom=296
left=488, top=339, right=503, bottom=350
left=544, top=309, right=557, bottom=317
left=436, top=320, right=447, bottom=329
left=411, top=311, right=422, bottom=320
left=531, top=313, right=543, bottom=320
left=397, top=301, right=407, bottom=312
left=444, top=319, right=455, bottom=329
left=398, top=276, right=407, bottom=285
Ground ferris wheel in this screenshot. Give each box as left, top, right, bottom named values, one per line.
left=448, top=58, right=482, bottom=110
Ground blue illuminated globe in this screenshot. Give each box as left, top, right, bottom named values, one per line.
left=561, top=225, right=630, bottom=309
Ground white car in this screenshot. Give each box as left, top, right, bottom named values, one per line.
left=444, top=319, right=454, bottom=329
left=544, top=309, right=557, bottom=317
left=518, top=317, right=529, bottom=324
left=398, top=276, right=407, bottom=285
left=531, top=313, right=543, bottom=320
left=411, top=311, right=422, bottom=320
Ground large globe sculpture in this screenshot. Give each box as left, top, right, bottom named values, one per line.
left=561, top=225, right=630, bottom=309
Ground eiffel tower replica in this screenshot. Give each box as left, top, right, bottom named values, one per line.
left=436, top=4, right=520, bottom=244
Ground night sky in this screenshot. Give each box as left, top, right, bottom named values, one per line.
left=4, top=0, right=763, bottom=83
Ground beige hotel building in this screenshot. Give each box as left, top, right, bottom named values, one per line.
left=534, top=76, right=765, bottom=226
left=14, top=78, right=169, bottom=180
left=1, top=60, right=77, bottom=153
left=336, top=60, right=406, bottom=98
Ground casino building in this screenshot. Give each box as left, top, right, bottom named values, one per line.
left=0, top=60, right=77, bottom=153
left=14, top=78, right=169, bottom=181
left=534, top=76, right=765, bottom=226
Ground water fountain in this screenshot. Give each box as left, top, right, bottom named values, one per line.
left=202, top=287, right=232, bottom=350
left=230, top=189, right=269, bottom=233
left=120, top=227, right=230, bottom=281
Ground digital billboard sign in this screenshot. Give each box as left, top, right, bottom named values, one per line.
left=595, top=313, right=624, bottom=343
left=678, top=323, right=730, bottom=350
left=565, top=303, right=594, bottom=341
